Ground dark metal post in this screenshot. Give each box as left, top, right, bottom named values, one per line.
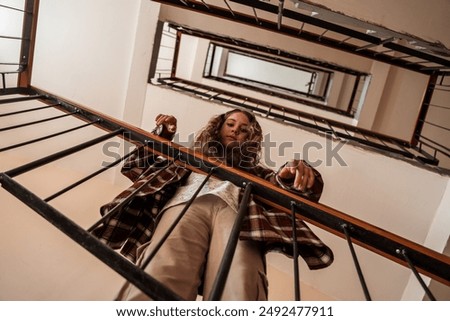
left=140, top=169, right=215, bottom=269
left=0, top=94, right=44, bottom=104
left=5, top=128, right=124, bottom=177
left=0, top=121, right=95, bottom=153
left=397, top=249, right=436, bottom=301
left=0, top=103, right=59, bottom=117
left=347, top=74, right=360, bottom=115
left=87, top=161, right=172, bottom=232
left=0, top=112, right=76, bottom=132
left=207, top=182, right=253, bottom=301
left=291, top=202, right=301, bottom=301
left=0, top=173, right=182, bottom=300
left=342, top=224, right=372, bottom=300
left=412, top=74, right=438, bottom=146
left=44, top=146, right=138, bottom=202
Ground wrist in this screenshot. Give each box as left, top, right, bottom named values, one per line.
left=275, top=171, right=293, bottom=190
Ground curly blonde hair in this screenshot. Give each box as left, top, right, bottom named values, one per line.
left=194, top=109, right=263, bottom=170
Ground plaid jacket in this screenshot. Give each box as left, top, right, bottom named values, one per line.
left=93, top=143, right=333, bottom=270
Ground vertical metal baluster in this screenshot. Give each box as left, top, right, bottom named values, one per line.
left=200, top=0, right=210, bottom=10
left=0, top=173, right=182, bottom=301
left=0, top=112, right=77, bottom=132
left=397, top=248, right=437, bottom=301
left=0, top=121, right=96, bottom=153
left=44, top=147, right=139, bottom=202
left=87, top=162, right=174, bottom=232
left=252, top=7, right=259, bottom=24
left=223, top=0, right=236, bottom=17
left=342, top=224, right=372, bottom=300
left=140, top=168, right=216, bottom=269
left=207, top=182, right=253, bottom=301
left=291, top=202, right=301, bottom=301
left=0, top=103, right=60, bottom=117
left=277, top=0, right=285, bottom=30
left=5, top=128, right=124, bottom=178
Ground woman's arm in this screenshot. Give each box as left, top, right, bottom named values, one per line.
left=121, top=114, right=178, bottom=182
left=154, top=114, right=177, bottom=140
left=254, top=160, right=324, bottom=202
left=120, top=144, right=158, bottom=181
left=275, top=160, right=323, bottom=202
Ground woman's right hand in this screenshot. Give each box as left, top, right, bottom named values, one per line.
left=277, top=159, right=315, bottom=192
left=155, top=114, right=177, bottom=134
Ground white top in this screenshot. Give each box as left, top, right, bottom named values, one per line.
left=163, top=171, right=240, bottom=213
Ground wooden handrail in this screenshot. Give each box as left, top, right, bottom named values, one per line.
left=23, top=86, right=450, bottom=287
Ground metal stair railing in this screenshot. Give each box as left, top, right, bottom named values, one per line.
left=151, top=0, right=450, bottom=74
left=156, top=77, right=449, bottom=173
left=150, top=20, right=449, bottom=172
left=0, top=1, right=36, bottom=89
left=1, top=87, right=449, bottom=300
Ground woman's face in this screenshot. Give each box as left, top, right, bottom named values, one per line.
left=219, top=111, right=250, bottom=147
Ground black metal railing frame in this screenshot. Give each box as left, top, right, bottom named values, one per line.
left=6, top=0, right=445, bottom=172
left=150, top=19, right=449, bottom=171
left=1, top=87, right=449, bottom=300
left=0, top=1, right=35, bottom=89
left=1, top=0, right=450, bottom=299
left=155, top=77, right=450, bottom=174
left=413, top=74, right=450, bottom=163
left=157, top=22, right=369, bottom=118
left=151, top=0, right=450, bottom=72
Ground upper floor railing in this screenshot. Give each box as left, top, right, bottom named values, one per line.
left=150, top=16, right=450, bottom=172
left=0, top=1, right=36, bottom=89
left=412, top=74, right=450, bottom=167
left=3, top=0, right=449, bottom=171
left=155, top=76, right=450, bottom=175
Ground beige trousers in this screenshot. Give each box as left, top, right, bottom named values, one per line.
left=116, top=194, right=268, bottom=301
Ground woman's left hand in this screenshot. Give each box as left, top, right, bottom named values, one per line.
left=277, top=159, right=315, bottom=191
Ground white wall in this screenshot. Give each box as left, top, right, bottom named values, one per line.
left=372, top=67, right=428, bottom=140
left=31, top=0, right=141, bottom=120
left=1, top=0, right=149, bottom=300
left=0, top=155, right=128, bottom=300
left=403, top=180, right=450, bottom=300
left=0, top=99, right=130, bottom=300
left=2, top=0, right=448, bottom=301
left=122, top=1, right=161, bottom=125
